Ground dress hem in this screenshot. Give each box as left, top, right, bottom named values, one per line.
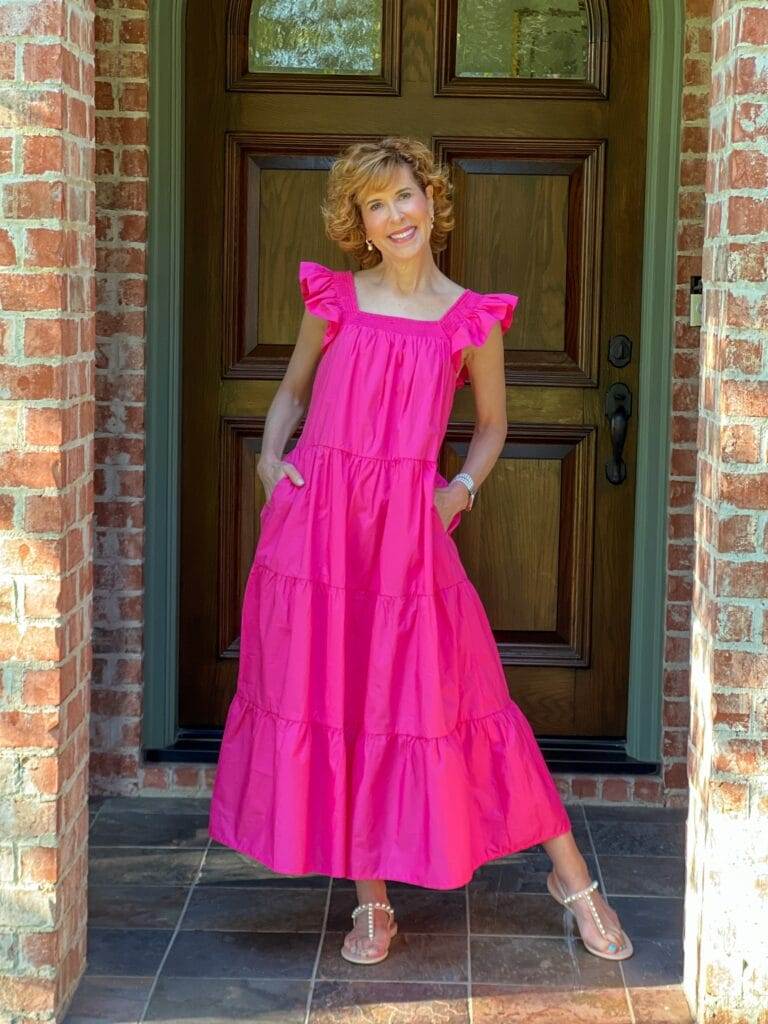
left=209, top=696, right=574, bottom=890
left=207, top=816, right=574, bottom=892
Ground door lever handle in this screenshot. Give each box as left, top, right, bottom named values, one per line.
left=604, top=382, right=632, bottom=485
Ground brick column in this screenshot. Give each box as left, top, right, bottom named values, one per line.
left=90, top=0, right=149, bottom=795
left=663, top=0, right=713, bottom=807
left=0, top=1, right=95, bottom=1019
left=685, top=2, right=768, bottom=1020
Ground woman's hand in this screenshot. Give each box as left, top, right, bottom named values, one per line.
left=433, top=481, right=469, bottom=531
left=258, top=458, right=304, bottom=502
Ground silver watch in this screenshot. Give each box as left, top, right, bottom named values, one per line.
left=451, top=472, right=476, bottom=510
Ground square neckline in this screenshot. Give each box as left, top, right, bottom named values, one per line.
left=345, top=269, right=472, bottom=326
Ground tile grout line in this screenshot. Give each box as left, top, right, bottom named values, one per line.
left=583, top=811, right=636, bottom=1024
left=96, top=802, right=213, bottom=812
left=137, top=837, right=212, bottom=1023
left=465, top=883, right=473, bottom=1024
left=88, top=843, right=212, bottom=850
left=303, top=877, right=333, bottom=1024
left=88, top=924, right=670, bottom=940
left=130, top=975, right=472, bottom=984
left=85, top=930, right=634, bottom=945
left=89, top=969, right=683, bottom=988
left=82, top=802, right=685, bottom=1022
left=87, top=802, right=107, bottom=833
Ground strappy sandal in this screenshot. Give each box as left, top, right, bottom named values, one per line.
left=340, top=900, right=398, bottom=965
left=547, top=871, right=634, bottom=961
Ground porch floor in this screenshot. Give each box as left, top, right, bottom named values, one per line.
left=64, top=797, right=693, bottom=1023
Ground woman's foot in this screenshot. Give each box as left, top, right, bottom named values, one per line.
left=341, top=881, right=396, bottom=963
left=542, top=830, right=632, bottom=959
left=341, top=903, right=397, bottom=962
left=548, top=870, right=631, bottom=957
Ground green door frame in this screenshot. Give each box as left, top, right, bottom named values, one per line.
left=144, top=0, right=185, bottom=749
left=143, top=0, right=684, bottom=763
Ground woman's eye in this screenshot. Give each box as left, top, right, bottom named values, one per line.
left=369, top=192, right=410, bottom=210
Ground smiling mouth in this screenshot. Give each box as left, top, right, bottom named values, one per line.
left=388, top=226, right=417, bottom=240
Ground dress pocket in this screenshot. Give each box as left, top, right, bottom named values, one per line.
left=431, top=501, right=448, bottom=534
left=432, top=473, right=463, bottom=535
left=260, top=473, right=293, bottom=519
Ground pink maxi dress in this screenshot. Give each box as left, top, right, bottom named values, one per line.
left=208, top=259, right=572, bottom=889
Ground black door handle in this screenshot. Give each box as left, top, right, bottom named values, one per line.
left=604, top=382, right=632, bottom=485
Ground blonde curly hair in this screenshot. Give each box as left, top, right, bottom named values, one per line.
left=320, top=136, right=455, bottom=269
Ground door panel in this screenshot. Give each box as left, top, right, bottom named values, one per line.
left=181, top=0, right=649, bottom=739
left=443, top=139, right=606, bottom=386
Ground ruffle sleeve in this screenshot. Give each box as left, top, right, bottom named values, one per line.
left=450, top=292, right=519, bottom=388
left=298, top=260, right=344, bottom=353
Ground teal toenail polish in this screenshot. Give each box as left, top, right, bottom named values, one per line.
left=608, top=943, right=617, bottom=952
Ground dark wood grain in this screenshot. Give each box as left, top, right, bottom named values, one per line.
left=180, top=0, right=650, bottom=738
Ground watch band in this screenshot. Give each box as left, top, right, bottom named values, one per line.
left=452, top=472, right=476, bottom=510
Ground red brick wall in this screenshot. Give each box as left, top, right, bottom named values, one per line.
left=685, top=1, right=768, bottom=1017
left=661, top=0, right=714, bottom=805
left=89, top=0, right=148, bottom=794
left=0, top=0, right=95, bottom=1017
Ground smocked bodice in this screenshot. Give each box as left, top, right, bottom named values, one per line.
left=296, top=262, right=518, bottom=464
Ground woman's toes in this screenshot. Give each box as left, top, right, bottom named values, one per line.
left=572, top=902, right=626, bottom=953
left=344, top=930, right=381, bottom=957
left=602, top=920, right=626, bottom=952
left=603, top=932, right=622, bottom=952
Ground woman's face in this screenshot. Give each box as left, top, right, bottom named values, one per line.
left=358, top=164, right=434, bottom=261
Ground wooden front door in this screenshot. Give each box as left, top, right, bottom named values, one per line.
left=180, top=0, right=650, bottom=743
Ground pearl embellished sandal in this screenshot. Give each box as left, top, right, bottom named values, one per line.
left=547, top=871, right=634, bottom=960
left=340, top=900, right=398, bottom=965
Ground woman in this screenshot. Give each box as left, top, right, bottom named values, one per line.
left=209, top=136, right=632, bottom=966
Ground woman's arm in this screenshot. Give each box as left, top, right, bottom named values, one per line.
left=437, top=321, right=508, bottom=521
left=258, top=309, right=327, bottom=497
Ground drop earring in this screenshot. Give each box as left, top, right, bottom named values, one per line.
left=365, top=238, right=373, bottom=251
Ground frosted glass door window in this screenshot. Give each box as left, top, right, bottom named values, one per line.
left=456, top=0, right=589, bottom=80
left=248, top=0, right=382, bottom=75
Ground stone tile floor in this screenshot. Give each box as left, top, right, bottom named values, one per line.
left=64, top=796, right=694, bottom=1023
